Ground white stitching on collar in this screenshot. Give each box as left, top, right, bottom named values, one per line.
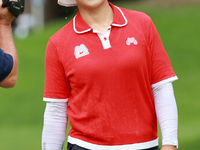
left=112, top=6, right=128, bottom=27
left=73, top=15, right=92, bottom=34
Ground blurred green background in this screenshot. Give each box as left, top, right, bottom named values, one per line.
left=1, top=0, right=200, bottom=149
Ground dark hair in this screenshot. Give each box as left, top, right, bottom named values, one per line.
left=73, top=6, right=79, bottom=16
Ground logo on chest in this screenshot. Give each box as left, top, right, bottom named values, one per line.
left=126, top=37, right=138, bottom=46
left=74, top=44, right=89, bottom=59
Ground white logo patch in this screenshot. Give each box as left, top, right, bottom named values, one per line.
left=74, top=44, right=89, bottom=59
left=126, top=37, right=138, bottom=46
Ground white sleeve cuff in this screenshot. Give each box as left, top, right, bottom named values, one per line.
left=151, top=76, right=178, bottom=89
left=152, top=82, right=178, bottom=148
left=43, top=97, right=68, bottom=103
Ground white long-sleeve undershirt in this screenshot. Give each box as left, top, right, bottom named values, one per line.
left=42, top=102, right=68, bottom=150
left=42, top=82, right=178, bottom=149
left=152, top=82, right=178, bottom=148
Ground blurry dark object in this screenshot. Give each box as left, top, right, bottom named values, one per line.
left=2, top=0, right=24, bottom=17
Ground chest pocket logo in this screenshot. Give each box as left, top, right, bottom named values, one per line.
left=74, top=44, right=89, bottom=59
left=126, top=37, right=138, bottom=46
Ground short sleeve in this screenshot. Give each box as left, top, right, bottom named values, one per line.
left=0, top=48, right=13, bottom=82
left=43, top=40, right=70, bottom=102
left=148, top=19, right=177, bottom=86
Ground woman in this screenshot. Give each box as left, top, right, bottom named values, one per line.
left=42, top=0, right=178, bottom=150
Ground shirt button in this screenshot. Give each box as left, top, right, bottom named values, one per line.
left=104, top=37, right=107, bottom=41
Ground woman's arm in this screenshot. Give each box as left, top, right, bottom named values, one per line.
left=152, top=82, right=178, bottom=149
left=42, top=102, right=68, bottom=150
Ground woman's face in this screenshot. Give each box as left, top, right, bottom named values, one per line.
left=76, top=0, right=108, bottom=10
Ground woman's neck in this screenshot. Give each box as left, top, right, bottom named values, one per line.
left=78, top=2, right=113, bottom=33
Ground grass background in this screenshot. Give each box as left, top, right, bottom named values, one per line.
left=1, top=0, right=200, bottom=149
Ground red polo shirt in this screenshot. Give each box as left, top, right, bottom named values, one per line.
left=44, top=3, right=177, bottom=149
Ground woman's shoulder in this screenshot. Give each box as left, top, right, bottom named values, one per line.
left=50, top=19, right=74, bottom=40
left=120, top=6, right=152, bottom=22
